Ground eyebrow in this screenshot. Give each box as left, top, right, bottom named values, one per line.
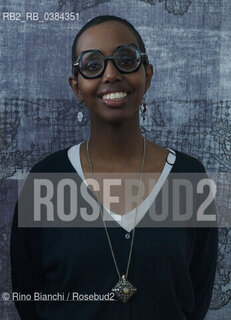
left=115, top=43, right=137, bottom=50
left=78, top=43, right=139, bottom=57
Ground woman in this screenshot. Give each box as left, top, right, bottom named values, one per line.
left=11, top=15, right=218, bottom=320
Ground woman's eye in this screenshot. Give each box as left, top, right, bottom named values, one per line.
left=86, top=62, right=100, bottom=71
left=121, top=58, right=132, bottom=64
left=118, top=56, right=134, bottom=65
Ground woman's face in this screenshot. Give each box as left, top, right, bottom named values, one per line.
left=69, top=21, right=153, bottom=123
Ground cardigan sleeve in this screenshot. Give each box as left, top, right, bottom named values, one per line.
left=187, top=166, right=218, bottom=320
left=10, top=169, right=45, bottom=320
left=188, top=226, right=218, bottom=320
left=173, top=152, right=219, bottom=319
left=10, top=149, right=73, bottom=320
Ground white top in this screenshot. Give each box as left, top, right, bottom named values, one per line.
left=68, top=143, right=176, bottom=232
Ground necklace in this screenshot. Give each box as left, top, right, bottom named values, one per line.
left=86, top=136, right=146, bottom=303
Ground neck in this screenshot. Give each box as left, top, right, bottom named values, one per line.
left=87, top=117, right=144, bottom=167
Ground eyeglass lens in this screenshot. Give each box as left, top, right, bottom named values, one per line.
left=79, top=46, right=141, bottom=78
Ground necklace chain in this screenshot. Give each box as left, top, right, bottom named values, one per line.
left=86, top=136, right=146, bottom=280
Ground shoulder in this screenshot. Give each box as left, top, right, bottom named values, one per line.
left=171, top=149, right=206, bottom=173
left=30, top=147, right=75, bottom=173
left=145, top=141, right=206, bottom=174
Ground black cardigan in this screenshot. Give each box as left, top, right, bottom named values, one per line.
left=10, top=147, right=218, bottom=320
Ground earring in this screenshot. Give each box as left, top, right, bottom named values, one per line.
left=140, top=94, right=147, bottom=121
left=77, top=100, right=85, bottom=123
left=77, top=111, right=83, bottom=122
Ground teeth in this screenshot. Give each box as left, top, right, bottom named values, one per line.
left=102, top=92, right=127, bottom=100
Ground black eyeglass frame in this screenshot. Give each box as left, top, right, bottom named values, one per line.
left=72, top=43, right=148, bottom=79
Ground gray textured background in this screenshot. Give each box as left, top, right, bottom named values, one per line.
left=0, top=0, right=231, bottom=319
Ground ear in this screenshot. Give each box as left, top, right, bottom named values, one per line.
left=144, top=64, right=154, bottom=93
left=69, top=76, right=84, bottom=103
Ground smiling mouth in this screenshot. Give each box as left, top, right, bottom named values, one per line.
left=102, top=92, right=128, bottom=101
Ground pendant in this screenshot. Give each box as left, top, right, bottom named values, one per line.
left=112, top=275, right=137, bottom=303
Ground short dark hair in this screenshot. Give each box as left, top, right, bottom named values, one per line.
left=71, top=15, right=149, bottom=76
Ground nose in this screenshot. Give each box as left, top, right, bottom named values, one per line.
left=101, top=60, right=122, bottom=82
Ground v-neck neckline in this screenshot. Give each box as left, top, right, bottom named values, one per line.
left=67, top=142, right=176, bottom=232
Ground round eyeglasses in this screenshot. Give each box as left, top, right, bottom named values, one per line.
left=73, top=44, right=147, bottom=79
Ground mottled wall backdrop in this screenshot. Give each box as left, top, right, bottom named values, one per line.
left=0, top=0, right=231, bottom=319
